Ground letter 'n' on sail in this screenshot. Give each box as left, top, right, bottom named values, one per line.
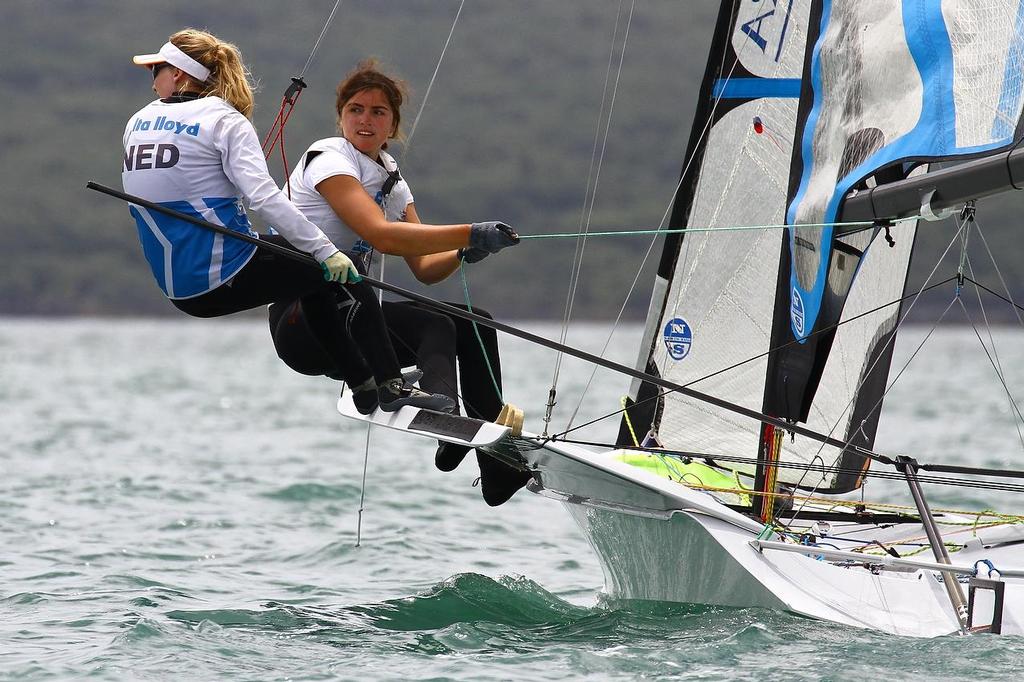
left=623, top=0, right=1024, bottom=512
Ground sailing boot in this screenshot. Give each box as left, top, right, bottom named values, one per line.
left=434, top=442, right=471, bottom=472
left=377, top=377, right=456, bottom=413
left=476, top=451, right=533, bottom=506
left=351, top=369, right=424, bottom=415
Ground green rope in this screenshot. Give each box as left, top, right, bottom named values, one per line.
left=459, top=261, right=503, bottom=403
left=516, top=216, right=920, bottom=241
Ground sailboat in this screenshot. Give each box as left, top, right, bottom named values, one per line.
left=343, top=0, right=1024, bottom=636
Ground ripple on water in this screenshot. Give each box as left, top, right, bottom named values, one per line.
left=261, top=482, right=362, bottom=502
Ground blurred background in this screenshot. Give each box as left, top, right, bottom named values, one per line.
left=0, top=0, right=1018, bottom=321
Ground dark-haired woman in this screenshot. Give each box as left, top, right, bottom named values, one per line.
left=269, top=60, right=530, bottom=506
left=122, top=30, right=454, bottom=413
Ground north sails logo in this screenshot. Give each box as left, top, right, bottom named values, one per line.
left=791, top=286, right=805, bottom=338
left=663, top=317, right=693, bottom=361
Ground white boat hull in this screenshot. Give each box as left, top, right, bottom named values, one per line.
left=337, top=401, right=1024, bottom=637
left=494, top=436, right=1024, bottom=637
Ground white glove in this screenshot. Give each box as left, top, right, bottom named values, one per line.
left=320, top=251, right=361, bottom=284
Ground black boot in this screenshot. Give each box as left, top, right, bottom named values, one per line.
left=476, top=452, right=532, bottom=506
left=351, top=369, right=425, bottom=415
left=377, top=378, right=456, bottom=413
left=435, top=442, right=471, bottom=472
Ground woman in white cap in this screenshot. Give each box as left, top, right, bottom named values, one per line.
left=122, top=28, right=458, bottom=413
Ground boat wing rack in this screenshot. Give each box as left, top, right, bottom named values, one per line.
left=751, top=540, right=1024, bottom=578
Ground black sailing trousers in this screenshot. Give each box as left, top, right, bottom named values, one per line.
left=268, top=294, right=503, bottom=421
left=171, top=234, right=402, bottom=383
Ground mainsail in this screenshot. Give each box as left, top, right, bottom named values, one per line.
left=623, top=0, right=1024, bottom=497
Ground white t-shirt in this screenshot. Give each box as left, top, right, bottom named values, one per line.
left=285, top=137, right=414, bottom=256
left=122, top=96, right=337, bottom=298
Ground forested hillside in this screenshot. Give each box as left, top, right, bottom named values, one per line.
left=1, top=0, right=1021, bottom=320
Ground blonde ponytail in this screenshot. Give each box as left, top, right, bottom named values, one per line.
left=168, top=28, right=255, bottom=119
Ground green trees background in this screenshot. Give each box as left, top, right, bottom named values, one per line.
left=1, top=1, right=1020, bottom=320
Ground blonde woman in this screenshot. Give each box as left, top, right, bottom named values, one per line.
left=122, top=29, right=452, bottom=412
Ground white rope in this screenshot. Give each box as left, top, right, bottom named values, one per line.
left=563, top=1, right=753, bottom=430
left=975, top=218, right=1024, bottom=327
left=355, top=416, right=372, bottom=547
left=546, top=0, right=633, bottom=430
left=299, top=0, right=344, bottom=78
left=957, top=236, right=1024, bottom=450
left=404, top=0, right=466, bottom=155
left=353, top=4, right=463, bottom=540
left=803, top=217, right=970, bottom=475
left=355, top=254, right=386, bottom=546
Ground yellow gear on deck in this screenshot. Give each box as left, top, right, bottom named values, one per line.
left=610, top=450, right=751, bottom=506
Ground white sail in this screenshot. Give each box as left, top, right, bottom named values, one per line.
left=627, top=0, right=1024, bottom=493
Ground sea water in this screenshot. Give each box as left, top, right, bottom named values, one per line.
left=2, top=317, right=1024, bottom=680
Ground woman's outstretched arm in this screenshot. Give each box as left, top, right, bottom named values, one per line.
left=316, top=175, right=470, bottom=256
left=400, top=205, right=462, bottom=284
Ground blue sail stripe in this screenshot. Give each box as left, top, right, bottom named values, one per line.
left=784, top=0, right=832, bottom=341
left=711, top=78, right=801, bottom=99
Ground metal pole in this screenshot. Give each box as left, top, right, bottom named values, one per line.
left=85, top=181, right=894, bottom=466
left=897, top=456, right=968, bottom=632
left=838, top=144, right=1024, bottom=226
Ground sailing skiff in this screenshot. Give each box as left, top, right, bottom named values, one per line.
left=336, top=0, right=1024, bottom=637
left=77, top=0, right=1024, bottom=641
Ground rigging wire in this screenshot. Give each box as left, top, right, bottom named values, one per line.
left=261, top=0, right=343, bottom=195
left=355, top=415, right=373, bottom=547
left=975, top=222, right=1024, bottom=327
left=651, top=8, right=755, bottom=381
left=560, top=1, right=755, bottom=433
left=546, top=275, right=959, bottom=441
left=789, top=216, right=973, bottom=509
left=545, top=0, right=632, bottom=435
left=965, top=220, right=1024, bottom=447
left=964, top=276, right=1024, bottom=315
left=548, top=438, right=1024, bottom=495
left=962, top=243, right=1024, bottom=445
left=404, top=0, right=466, bottom=155
left=298, top=0, right=344, bottom=78
left=351, top=1, right=464, bottom=541
left=958, top=290, right=1024, bottom=449
left=515, top=219, right=910, bottom=239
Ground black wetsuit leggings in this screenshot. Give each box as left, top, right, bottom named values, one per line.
left=269, top=294, right=503, bottom=421
left=172, top=235, right=401, bottom=382
left=383, top=300, right=503, bottom=421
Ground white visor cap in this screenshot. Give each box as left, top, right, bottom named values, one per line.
left=132, top=42, right=210, bottom=82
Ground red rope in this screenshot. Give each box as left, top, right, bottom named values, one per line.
left=260, top=79, right=306, bottom=199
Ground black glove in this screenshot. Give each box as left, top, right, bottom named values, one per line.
left=469, top=221, right=520, bottom=254
left=457, top=246, right=490, bottom=264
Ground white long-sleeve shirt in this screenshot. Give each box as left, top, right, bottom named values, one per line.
left=122, top=95, right=337, bottom=298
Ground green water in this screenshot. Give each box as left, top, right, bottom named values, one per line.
left=3, top=318, right=1023, bottom=680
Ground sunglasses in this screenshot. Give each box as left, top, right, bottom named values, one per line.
left=150, top=63, right=171, bottom=79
